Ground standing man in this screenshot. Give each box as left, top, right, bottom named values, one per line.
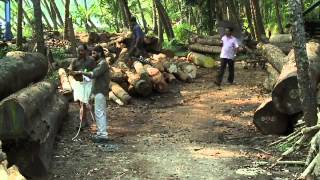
left=72, top=45, right=110, bottom=143
left=68, top=44, right=96, bottom=128
left=129, top=16, right=145, bottom=57
left=215, top=28, right=240, bottom=89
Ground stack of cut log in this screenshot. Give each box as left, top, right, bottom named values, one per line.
left=59, top=52, right=198, bottom=105
left=269, top=34, right=293, bottom=54
left=254, top=42, right=320, bottom=135
left=188, top=35, right=222, bottom=55
left=0, top=51, right=68, bottom=178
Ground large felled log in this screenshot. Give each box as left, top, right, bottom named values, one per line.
left=0, top=51, right=48, bottom=100
left=269, top=34, right=292, bottom=43
left=270, top=42, right=292, bottom=54
left=263, top=64, right=280, bottom=91
left=0, top=81, right=57, bottom=139
left=257, top=43, right=287, bottom=72
left=109, top=81, right=131, bottom=104
left=187, top=52, right=216, bottom=68
left=253, top=98, right=292, bottom=135
left=177, top=62, right=197, bottom=79
left=109, top=91, right=124, bottom=106
left=190, top=37, right=221, bottom=46
left=272, top=42, right=320, bottom=115
left=189, top=43, right=222, bottom=54
left=4, top=94, right=68, bottom=177
left=58, top=68, right=72, bottom=94
left=144, top=64, right=168, bottom=93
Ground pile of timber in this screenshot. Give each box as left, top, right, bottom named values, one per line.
left=59, top=52, right=198, bottom=105
left=269, top=34, right=293, bottom=54
left=0, top=51, right=68, bottom=178
left=188, top=35, right=222, bottom=54
left=254, top=42, right=320, bottom=135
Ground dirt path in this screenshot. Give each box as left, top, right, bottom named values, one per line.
left=49, top=63, right=299, bottom=179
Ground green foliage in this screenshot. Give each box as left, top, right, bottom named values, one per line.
left=0, top=45, right=18, bottom=59
left=276, top=142, right=295, bottom=152
left=173, top=23, right=194, bottom=43
left=51, top=48, right=68, bottom=60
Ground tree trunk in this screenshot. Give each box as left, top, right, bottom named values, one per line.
left=251, top=0, right=266, bottom=41
left=227, top=0, right=242, bottom=31
left=188, top=44, right=222, bottom=54
left=50, top=0, right=64, bottom=27
left=289, top=0, right=318, bottom=126
left=155, top=0, right=174, bottom=40
left=158, top=9, right=164, bottom=48
left=137, top=0, right=148, bottom=33
left=46, top=0, right=58, bottom=29
left=119, top=0, right=131, bottom=29
left=16, top=0, right=23, bottom=50
left=263, top=64, right=280, bottom=91
left=64, top=0, right=70, bottom=40
left=244, top=0, right=256, bottom=40
left=274, top=0, right=284, bottom=34
left=68, top=17, right=77, bottom=56
left=32, top=0, right=46, bottom=55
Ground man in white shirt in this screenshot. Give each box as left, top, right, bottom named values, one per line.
left=215, top=28, right=240, bottom=88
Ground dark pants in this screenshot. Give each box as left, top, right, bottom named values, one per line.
left=216, top=58, right=234, bottom=85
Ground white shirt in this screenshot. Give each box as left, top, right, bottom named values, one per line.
left=220, top=35, right=239, bottom=60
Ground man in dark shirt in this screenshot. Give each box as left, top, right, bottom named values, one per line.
left=129, top=16, right=145, bottom=57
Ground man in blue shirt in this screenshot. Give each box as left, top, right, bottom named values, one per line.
left=129, top=16, right=145, bottom=57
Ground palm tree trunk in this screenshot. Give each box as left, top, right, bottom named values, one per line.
left=50, top=0, right=64, bottom=27
left=244, top=0, right=256, bottom=39
left=137, top=0, right=148, bottom=33
left=32, top=0, right=45, bottom=55
left=274, top=0, right=284, bottom=34
left=251, top=0, right=266, bottom=41
left=64, top=0, right=70, bottom=39
left=17, top=0, right=23, bottom=50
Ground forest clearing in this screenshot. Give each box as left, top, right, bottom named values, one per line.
left=0, top=0, right=320, bottom=180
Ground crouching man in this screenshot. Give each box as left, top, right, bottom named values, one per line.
left=73, top=45, right=110, bottom=143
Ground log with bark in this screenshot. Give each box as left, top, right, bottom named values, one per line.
left=0, top=51, right=48, bottom=100
left=109, top=91, right=124, bottom=106
left=188, top=43, right=222, bottom=54
left=187, top=52, right=216, bottom=68
left=272, top=42, right=320, bottom=115
left=257, top=43, right=288, bottom=73
left=270, top=42, right=292, bottom=54
left=189, top=37, right=221, bottom=46
left=126, top=71, right=152, bottom=97
left=269, top=34, right=292, bottom=43
left=109, top=81, right=131, bottom=104
left=3, top=94, right=68, bottom=177
left=0, top=81, right=57, bottom=139
left=253, top=98, right=293, bottom=135
left=144, top=64, right=168, bottom=93
left=263, top=64, right=280, bottom=91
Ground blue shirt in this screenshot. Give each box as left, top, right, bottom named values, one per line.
left=133, top=24, right=144, bottom=40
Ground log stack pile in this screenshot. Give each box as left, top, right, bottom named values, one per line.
left=254, top=41, right=320, bottom=135
left=188, top=35, right=222, bottom=55
left=0, top=51, right=69, bottom=178
left=59, top=52, right=198, bottom=105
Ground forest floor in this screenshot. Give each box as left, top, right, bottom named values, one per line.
left=48, top=62, right=303, bottom=180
